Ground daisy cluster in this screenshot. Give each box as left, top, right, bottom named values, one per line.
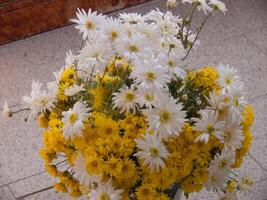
left=2, top=1, right=255, bottom=200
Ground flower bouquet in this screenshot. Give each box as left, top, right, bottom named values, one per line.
left=3, top=0, right=256, bottom=199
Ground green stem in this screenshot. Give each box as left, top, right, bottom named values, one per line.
left=182, top=9, right=215, bottom=60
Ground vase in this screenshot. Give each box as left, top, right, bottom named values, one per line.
left=173, top=188, right=182, bottom=200
left=170, top=184, right=182, bottom=200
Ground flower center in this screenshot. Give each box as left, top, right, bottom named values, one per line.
left=100, top=192, right=109, bottom=200
left=145, top=72, right=156, bottom=82
left=168, top=60, right=174, bottom=67
left=224, top=131, right=231, bottom=142
left=206, top=124, right=215, bottom=134
left=149, top=147, right=159, bottom=157
left=128, top=45, right=138, bottom=52
left=111, top=31, right=118, bottom=39
left=69, top=113, right=78, bottom=124
left=86, top=21, right=94, bottom=29
left=219, top=159, right=227, bottom=168
left=38, top=97, right=49, bottom=106
left=145, top=94, right=153, bottom=101
left=225, top=77, right=232, bottom=85
left=124, top=92, right=135, bottom=102
left=160, top=111, right=171, bottom=123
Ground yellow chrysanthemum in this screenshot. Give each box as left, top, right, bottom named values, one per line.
left=135, top=184, right=158, bottom=200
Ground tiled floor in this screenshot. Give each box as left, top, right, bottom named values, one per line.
left=0, top=0, right=266, bottom=199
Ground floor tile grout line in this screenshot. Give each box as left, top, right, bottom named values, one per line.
left=16, top=186, right=53, bottom=200
left=0, top=171, right=46, bottom=188
left=7, top=185, right=17, bottom=200
left=243, top=33, right=267, bottom=56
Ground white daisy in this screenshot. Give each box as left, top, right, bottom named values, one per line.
left=166, top=0, right=178, bottom=9
left=193, top=110, right=225, bottom=144
left=71, top=8, right=105, bottom=40
left=89, top=179, right=123, bottom=200
left=182, top=0, right=212, bottom=15
left=64, top=50, right=76, bottom=68
left=2, top=101, right=11, bottom=117
left=112, top=86, right=139, bottom=113
left=131, top=58, right=171, bottom=95
left=221, top=117, right=244, bottom=150
left=64, top=84, right=85, bottom=96
left=119, top=12, right=143, bottom=25
left=210, top=148, right=235, bottom=174
left=206, top=92, right=228, bottom=112
left=239, top=174, right=254, bottom=192
left=143, top=96, right=186, bottom=138
left=62, top=101, right=91, bottom=139
left=101, top=17, right=125, bottom=43
left=217, top=64, right=240, bottom=94
left=205, top=169, right=228, bottom=191
left=134, top=133, right=169, bottom=171
left=73, top=153, right=100, bottom=187
left=79, top=40, right=113, bottom=73
left=228, top=82, right=247, bottom=122
left=137, top=92, right=157, bottom=109
left=145, top=9, right=164, bottom=21
left=157, top=15, right=178, bottom=35
left=209, top=0, right=227, bottom=14
left=23, top=80, right=55, bottom=120
left=134, top=22, right=162, bottom=46
left=116, top=32, right=151, bottom=60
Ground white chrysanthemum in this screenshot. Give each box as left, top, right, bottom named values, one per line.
left=159, top=52, right=186, bottom=79
left=228, top=82, right=247, bottom=122
left=209, top=0, right=227, bottom=14
left=166, top=0, right=178, bottom=8
left=65, top=50, right=76, bottom=68
left=134, top=22, right=161, bottom=45
left=205, top=169, right=228, bottom=191
left=210, top=148, right=235, bottom=174
left=71, top=8, right=105, bottom=40
left=157, top=15, right=177, bottom=35
left=23, top=80, right=55, bottom=120
left=116, top=32, right=151, bottom=60
left=2, top=101, right=11, bottom=117
left=206, top=92, right=228, bottom=112
left=101, top=17, right=125, bottom=43
left=118, top=12, right=143, bottom=24
left=145, top=9, right=164, bottom=22
left=221, top=117, right=244, bottom=150
left=131, top=58, right=171, bottom=95
left=217, top=64, right=240, bottom=93
left=193, top=110, right=225, bottom=144
left=143, top=96, right=186, bottom=138
left=134, top=133, right=169, bottom=171
left=137, top=92, right=157, bottom=109
left=64, top=84, right=85, bottom=96
left=73, top=153, right=100, bottom=187
left=112, top=86, right=139, bottom=113
left=79, top=41, right=113, bottom=73
left=62, top=101, right=91, bottom=139
left=182, top=0, right=212, bottom=15
left=89, top=179, right=123, bottom=200
left=239, top=174, right=254, bottom=192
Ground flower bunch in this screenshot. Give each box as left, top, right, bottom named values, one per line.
left=3, top=1, right=256, bottom=199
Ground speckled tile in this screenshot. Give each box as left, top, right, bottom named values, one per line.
left=8, top=172, right=54, bottom=198
left=0, top=186, right=15, bottom=200
left=0, top=0, right=267, bottom=199
left=245, top=27, right=267, bottom=55
left=185, top=36, right=267, bottom=99
left=0, top=114, right=45, bottom=186
left=22, top=189, right=70, bottom=200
